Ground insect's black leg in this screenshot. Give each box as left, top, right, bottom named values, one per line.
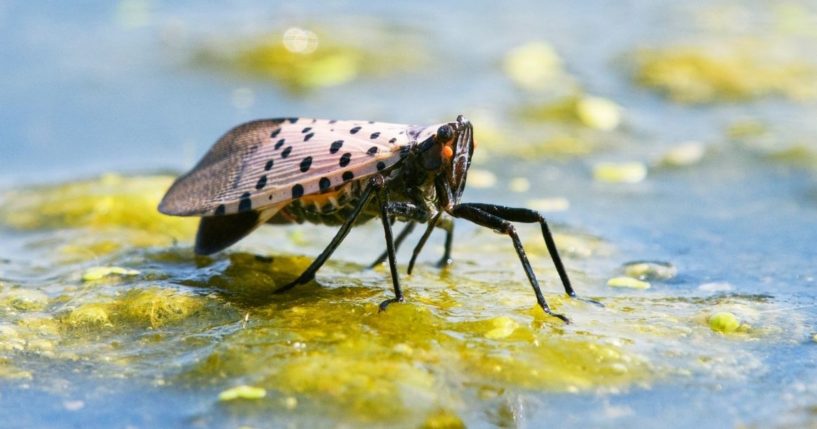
left=377, top=190, right=404, bottom=311
left=407, top=212, right=441, bottom=275
left=406, top=214, right=455, bottom=274
left=450, top=204, right=569, bottom=323
left=458, top=204, right=575, bottom=296
left=437, top=215, right=454, bottom=268
left=274, top=177, right=381, bottom=293
left=369, top=221, right=416, bottom=268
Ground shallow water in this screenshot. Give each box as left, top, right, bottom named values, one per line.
left=2, top=1, right=817, bottom=428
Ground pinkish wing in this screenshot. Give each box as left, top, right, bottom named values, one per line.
left=159, top=118, right=437, bottom=216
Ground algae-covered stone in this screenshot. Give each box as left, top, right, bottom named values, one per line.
left=708, top=312, right=741, bottom=333
left=118, top=288, right=204, bottom=329
left=483, top=316, right=519, bottom=339
left=82, top=266, right=140, bottom=282
left=593, top=162, right=647, bottom=184
left=0, top=324, right=25, bottom=352
left=0, top=288, right=49, bottom=312
left=0, top=357, right=32, bottom=380
left=575, top=96, right=622, bottom=131
left=607, top=276, right=651, bottom=290
left=634, top=45, right=817, bottom=103
left=0, top=175, right=197, bottom=252
left=623, top=261, right=677, bottom=281
left=659, top=142, right=705, bottom=167
left=419, top=409, right=466, bottom=429
left=194, top=25, right=426, bottom=93
left=64, top=303, right=113, bottom=329
left=504, top=41, right=565, bottom=91
left=517, top=94, right=621, bottom=130
left=218, top=385, right=267, bottom=401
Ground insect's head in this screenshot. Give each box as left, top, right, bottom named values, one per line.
left=417, top=115, right=474, bottom=201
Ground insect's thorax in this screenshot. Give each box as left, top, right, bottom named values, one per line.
left=268, top=156, right=440, bottom=227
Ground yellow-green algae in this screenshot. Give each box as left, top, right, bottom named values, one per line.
left=633, top=43, right=817, bottom=103
left=0, top=174, right=196, bottom=258
left=0, top=175, right=809, bottom=425
left=517, top=94, right=622, bottom=131
left=593, top=162, right=648, bottom=184
left=708, top=312, right=742, bottom=334
left=193, top=24, right=428, bottom=93
left=218, top=385, right=268, bottom=401
left=607, top=276, right=651, bottom=290
left=81, top=266, right=141, bottom=282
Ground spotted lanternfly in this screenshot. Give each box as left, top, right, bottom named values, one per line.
left=159, top=115, right=591, bottom=322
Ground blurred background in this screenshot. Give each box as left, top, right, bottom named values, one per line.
left=2, top=1, right=817, bottom=428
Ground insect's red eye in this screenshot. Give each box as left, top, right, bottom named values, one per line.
left=441, top=145, right=454, bottom=161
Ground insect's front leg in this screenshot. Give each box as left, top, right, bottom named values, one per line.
left=376, top=189, right=404, bottom=311
left=368, top=201, right=430, bottom=267
left=369, top=222, right=416, bottom=268
left=457, top=203, right=575, bottom=296
left=449, top=203, right=570, bottom=323
left=274, top=176, right=383, bottom=294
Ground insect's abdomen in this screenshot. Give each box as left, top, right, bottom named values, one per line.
left=267, top=178, right=378, bottom=226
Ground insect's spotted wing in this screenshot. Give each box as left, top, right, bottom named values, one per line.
left=159, top=118, right=433, bottom=217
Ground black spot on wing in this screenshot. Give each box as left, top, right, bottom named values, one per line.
left=319, top=177, right=331, bottom=191
left=304, top=132, right=315, bottom=142
left=300, top=156, right=313, bottom=172
left=367, top=146, right=378, bottom=156
left=256, top=175, right=267, bottom=190
left=292, top=184, right=304, bottom=199
left=330, top=140, right=343, bottom=154
left=271, top=128, right=281, bottom=138
left=275, top=139, right=285, bottom=150
left=350, top=126, right=361, bottom=134
left=238, top=192, right=252, bottom=212
left=302, top=127, right=312, bottom=133
left=265, top=160, right=274, bottom=170
left=377, top=161, right=386, bottom=171
left=370, top=132, right=380, bottom=139
left=282, top=146, right=292, bottom=158
left=339, top=152, right=351, bottom=167
left=342, top=171, right=354, bottom=181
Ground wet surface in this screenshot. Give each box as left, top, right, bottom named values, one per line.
left=2, top=1, right=817, bottom=428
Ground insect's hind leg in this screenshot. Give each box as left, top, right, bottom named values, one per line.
left=274, top=177, right=381, bottom=294
left=450, top=204, right=569, bottom=323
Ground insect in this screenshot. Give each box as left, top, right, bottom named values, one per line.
left=159, top=115, right=589, bottom=322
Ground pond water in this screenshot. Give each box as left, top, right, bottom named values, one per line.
left=2, top=1, right=817, bottom=428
